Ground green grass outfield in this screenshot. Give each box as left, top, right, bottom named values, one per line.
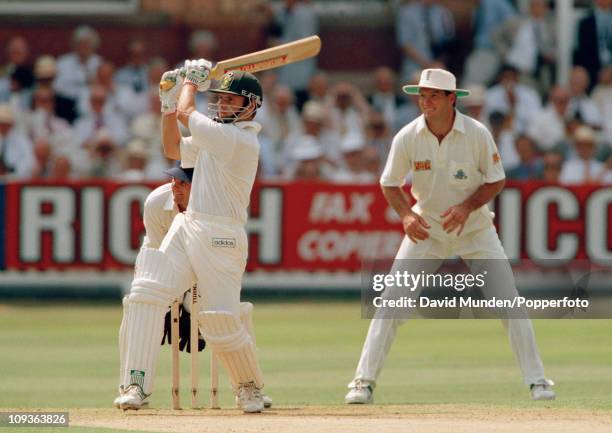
left=0, top=301, right=611, bottom=419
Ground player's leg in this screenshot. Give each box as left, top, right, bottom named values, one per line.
left=113, top=295, right=130, bottom=408
left=460, top=226, right=555, bottom=400
left=346, top=235, right=444, bottom=404
left=186, top=219, right=265, bottom=413
left=237, top=302, right=272, bottom=408
left=118, top=216, right=196, bottom=410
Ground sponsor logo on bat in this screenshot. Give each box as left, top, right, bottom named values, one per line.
left=224, top=54, right=289, bottom=73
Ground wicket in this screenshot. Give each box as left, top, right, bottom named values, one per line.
left=171, top=286, right=220, bottom=410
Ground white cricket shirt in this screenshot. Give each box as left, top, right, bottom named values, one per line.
left=381, top=110, right=505, bottom=235
left=141, top=183, right=177, bottom=249
left=181, top=112, right=261, bottom=225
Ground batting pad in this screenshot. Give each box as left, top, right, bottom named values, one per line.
left=199, top=311, right=264, bottom=389
left=239, top=302, right=256, bottom=345
left=122, top=300, right=167, bottom=395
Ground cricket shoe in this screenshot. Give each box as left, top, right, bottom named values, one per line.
left=114, top=391, right=149, bottom=409
left=113, top=386, right=124, bottom=408
left=345, top=380, right=374, bottom=404
left=117, top=384, right=150, bottom=410
left=237, top=382, right=264, bottom=413
left=530, top=380, right=555, bottom=401
left=235, top=393, right=273, bottom=409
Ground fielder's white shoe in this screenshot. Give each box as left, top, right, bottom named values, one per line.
left=235, top=392, right=272, bottom=408
left=345, top=380, right=374, bottom=404
left=237, top=382, right=264, bottom=413
left=530, top=381, right=556, bottom=401
left=118, top=384, right=149, bottom=410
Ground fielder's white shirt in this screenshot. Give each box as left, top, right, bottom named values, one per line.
left=381, top=110, right=505, bottom=235
left=142, top=183, right=177, bottom=249
left=181, top=112, right=261, bottom=225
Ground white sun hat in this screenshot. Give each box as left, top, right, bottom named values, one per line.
left=402, top=69, right=470, bottom=98
left=340, top=134, right=365, bottom=153
left=293, top=135, right=324, bottom=161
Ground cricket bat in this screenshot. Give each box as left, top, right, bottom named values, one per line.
left=160, top=35, right=321, bottom=91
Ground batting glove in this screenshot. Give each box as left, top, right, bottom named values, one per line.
left=159, top=68, right=183, bottom=114
left=183, top=58, right=212, bottom=92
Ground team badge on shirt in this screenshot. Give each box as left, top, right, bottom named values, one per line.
left=414, top=160, right=432, bottom=171
left=492, top=153, right=501, bottom=164
left=453, top=169, right=467, bottom=180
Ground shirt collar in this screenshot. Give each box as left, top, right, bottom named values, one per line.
left=235, top=120, right=262, bottom=134
left=415, top=110, right=466, bottom=135
left=452, top=110, right=466, bottom=134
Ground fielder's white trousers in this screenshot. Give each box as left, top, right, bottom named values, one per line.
left=352, top=225, right=548, bottom=387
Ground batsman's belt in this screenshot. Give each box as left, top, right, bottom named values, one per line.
left=185, top=210, right=243, bottom=227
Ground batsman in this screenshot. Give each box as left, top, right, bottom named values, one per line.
left=116, top=59, right=267, bottom=413
left=345, top=69, right=555, bottom=404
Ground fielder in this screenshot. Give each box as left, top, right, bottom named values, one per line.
left=116, top=59, right=267, bottom=412
left=115, top=163, right=271, bottom=409
left=345, top=69, right=555, bottom=404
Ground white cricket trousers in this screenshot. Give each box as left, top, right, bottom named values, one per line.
left=160, top=211, right=248, bottom=316
left=353, top=225, right=548, bottom=387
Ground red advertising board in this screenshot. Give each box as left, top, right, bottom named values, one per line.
left=2, top=181, right=611, bottom=272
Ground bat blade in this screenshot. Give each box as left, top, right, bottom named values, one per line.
left=209, top=35, right=321, bottom=79
left=160, top=35, right=321, bottom=91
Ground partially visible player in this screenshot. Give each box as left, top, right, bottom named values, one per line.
left=345, top=69, right=555, bottom=404
left=115, top=163, right=197, bottom=409
left=116, top=60, right=267, bottom=413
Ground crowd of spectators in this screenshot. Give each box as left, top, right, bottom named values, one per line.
left=0, top=0, right=609, bottom=185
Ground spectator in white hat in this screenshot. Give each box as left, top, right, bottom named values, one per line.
left=326, top=82, right=368, bottom=143
left=26, top=86, right=75, bottom=158
left=290, top=100, right=341, bottom=165
left=332, top=134, right=377, bottom=184
left=286, top=135, right=328, bottom=181
left=560, top=125, right=606, bottom=185
left=118, top=138, right=150, bottom=182
left=33, top=55, right=77, bottom=123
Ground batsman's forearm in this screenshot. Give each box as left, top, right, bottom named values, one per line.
left=463, top=179, right=505, bottom=212
left=162, top=113, right=181, bottom=160
left=382, top=185, right=414, bottom=218
left=177, top=84, right=197, bottom=128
